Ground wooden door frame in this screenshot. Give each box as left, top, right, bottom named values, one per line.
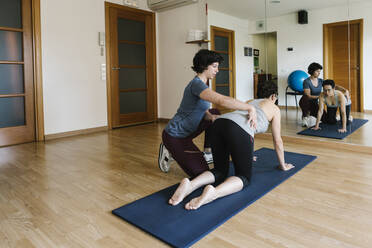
left=0, top=0, right=44, bottom=143
left=105, top=2, right=157, bottom=129
left=210, top=25, right=236, bottom=100
left=323, top=19, right=364, bottom=112
left=32, top=0, right=45, bottom=141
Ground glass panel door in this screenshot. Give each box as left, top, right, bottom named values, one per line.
left=0, top=0, right=25, bottom=128
left=214, top=35, right=230, bottom=96
left=0, top=0, right=35, bottom=146
left=117, top=16, right=147, bottom=115
left=210, top=26, right=235, bottom=113
left=107, top=5, right=157, bottom=127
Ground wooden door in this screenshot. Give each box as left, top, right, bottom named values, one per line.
left=0, top=0, right=35, bottom=146
left=323, top=19, right=363, bottom=112
left=210, top=26, right=235, bottom=112
left=106, top=3, right=157, bottom=128
left=349, top=22, right=362, bottom=112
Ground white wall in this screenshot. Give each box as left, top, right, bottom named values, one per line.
left=350, top=1, right=372, bottom=111
left=207, top=10, right=253, bottom=101
left=157, top=1, right=208, bottom=118
left=40, top=0, right=150, bottom=135
left=248, top=2, right=372, bottom=109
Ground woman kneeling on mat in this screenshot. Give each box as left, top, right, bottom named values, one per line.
left=312, top=79, right=352, bottom=133
left=169, top=80, right=294, bottom=210
left=299, top=62, right=323, bottom=127
left=159, top=49, right=257, bottom=178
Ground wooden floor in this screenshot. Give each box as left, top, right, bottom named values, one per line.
left=1, top=122, right=372, bottom=247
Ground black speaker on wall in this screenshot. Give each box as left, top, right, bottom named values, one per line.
left=298, top=10, right=308, bottom=24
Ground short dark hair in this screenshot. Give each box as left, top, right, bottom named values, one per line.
left=191, top=49, right=224, bottom=73
left=257, top=80, right=278, bottom=99
left=307, top=62, right=323, bottom=75
left=323, top=79, right=335, bottom=88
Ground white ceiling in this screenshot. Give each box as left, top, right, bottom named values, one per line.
left=207, top=0, right=370, bottom=20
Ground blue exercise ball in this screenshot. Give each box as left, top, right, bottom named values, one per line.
left=287, top=70, right=308, bottom=93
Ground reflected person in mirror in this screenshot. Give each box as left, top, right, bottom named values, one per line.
left=299, top=62, right=324, bottom=127
left=312, top=79, right=352, bottom=133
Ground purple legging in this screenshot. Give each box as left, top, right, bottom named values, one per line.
left=299, top=95, right=319, bottom=118
left=162, top=109, right=220, bottom=178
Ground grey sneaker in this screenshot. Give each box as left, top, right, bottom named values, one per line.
left=302, top=116, right=309, bottom=127
left=307, top=116, right=317, bottom=127
left=158, top=143, right=172, bottom=173
left=203, top=152, right=213, bottom=164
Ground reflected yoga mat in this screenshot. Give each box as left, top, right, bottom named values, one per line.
left=112, top=148, right=317, bottom=248
left=297, top=118, right=368, bottom=139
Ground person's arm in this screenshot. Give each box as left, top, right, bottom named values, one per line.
left=200, top=88, right=257, bottom=128
left=303, top=88, right=318, bottom=100
left=335, top=85, right=350, bottom=100
left=271, top=106, right=294, bottom=171
left=312, top=93, right=324, bottom=130
left=302, top=79, right=318, bottom=99
left=338, top=92, right=347, bottom=133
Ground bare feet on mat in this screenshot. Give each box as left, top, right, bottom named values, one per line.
left=185, top=185, right=217, bottom=210
left=169, top=178, right=192, bottom=206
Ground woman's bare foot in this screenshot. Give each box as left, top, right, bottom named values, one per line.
left=169, top=178, right=193, bottom=206
left=185, top=185, right=217, bottom=210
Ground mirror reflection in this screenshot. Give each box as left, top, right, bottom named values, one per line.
left=207, top=0, right=371, bottom=146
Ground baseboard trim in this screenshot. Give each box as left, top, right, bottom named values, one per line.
left=278, top=105, right=299, bottom=110
left=112, top=120, right=156, bottom=129
left=157, top=118, right=170, bottom=123
left=364, top=109, right=372, bottom=114
left=255, top=133, right=372, bottom=154
left=45, top=126, right=108, bottom=141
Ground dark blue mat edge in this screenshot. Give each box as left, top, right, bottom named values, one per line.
left=112, top=210, right=176, bottom=246
left=297, top=118, right=368, bottom=139
left=181, top=153, right=317, bottom=248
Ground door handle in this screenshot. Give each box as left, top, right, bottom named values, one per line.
left=351, top=66, right=360, bottom=70
left=112, top=67, right=120, bottom=70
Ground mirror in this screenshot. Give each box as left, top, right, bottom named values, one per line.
left=344, top=1, right=371, bottom=145
left=262, top=0, right=369, bottom=145
left=207, top=0, right=371, bottom=147
left=265, top=0, right=350, bottom=139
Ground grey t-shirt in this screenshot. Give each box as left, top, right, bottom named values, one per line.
left=165, top=77, right=210, bottom=138
left=218, top=99, right=269, bottom=138
left=303, top=77, right=323, bottom=96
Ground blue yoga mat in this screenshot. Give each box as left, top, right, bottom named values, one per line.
left=297, top=118, right=368, bottom=139
left=112, top=148, right=317, bottom=248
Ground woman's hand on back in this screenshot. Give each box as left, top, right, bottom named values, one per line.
left=247, top=107, right=257, bottom=129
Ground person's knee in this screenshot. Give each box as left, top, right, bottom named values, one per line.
left=299, top=96, right=307, bottom=108
left=210, top=168, right=224, bottom=184
left=237, top=175, right=250, bottom=188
